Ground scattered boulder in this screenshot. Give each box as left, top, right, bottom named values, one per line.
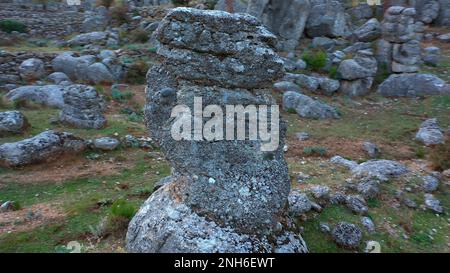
left=330, top=155, right=358, bottom=170
left=310, top=185, right=330, bottom=200
left=361, top=217, right=375, bottom=233
left=345, top=195, right=368, bottom=215
left=59, top=84, right=106, bottom=129
left=437, top=33, right=450, bottom=42
left=283, top=91, right=340, bottom=120
left=352, top=160, right=409, bottom=181
left=332, top=222, right=362, bottom=249
left=362, top=142, right=380, bottom=158
left=273, top=81, right=301, bottom=93
left=356, top=178, right=380, bottom=199
left=0, top=111, right=29, bottom=136
left=19, top=58, right=46, bottom=81
left=415, top=118, right=445, bottom=146
left=288, top=190, right=312, bottom=216
left=377, top=74, right=449, bottom=97
left=423, top=46, right=441, bottom=66
left=306, top=0, right=352, bottom=38
left=5, top=85, right=66, bottom=108
left=247, top=0, right=311, bottom=51
left=67, top=31, right=108, bottom=47
left=93, top=137, right=120, bottom=151
left=353, top=18, right=381, bottom=42
left=47, top=72, right=72, bottom=85
left=424, top=194, right=444, bottom=213
left=422, top=175, right=440, bottom=193
left=0, top=130, right=86, bottom=167
left=52, top=52, right=119, bottom=84
left=295, top=132, right=310, bottom=141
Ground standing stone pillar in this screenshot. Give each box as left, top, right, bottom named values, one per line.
left=377, top=6, right=421, bottom=74
left=126, top=8, right=308, bottom=253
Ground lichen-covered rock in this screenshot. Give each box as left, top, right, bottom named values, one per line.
left=352, top=160, right=409, bottom=181
left=283, top=91, right=340, bottom=120
left=377, top=74, right=449, bottom=97
left=415, top=118, right=445, bottom=146
left=93, top=137, right=120, bottom=151
left=306, top=0, right=352, bottom=38
left=424, top=194, right=443, bottom=213
left=0, top=111, right=29, bottom=136
left=381, top=6, right=417, bottom=43
left=0, top=130, right=86, bottom=167
left=422, top=175, right=440, bottom=193
left=5, top=85, right=66, bottom=108
left=19, top=58, right=46, bottom=81
left=332, top=222, right=362, bottom=249
left=59, top=84, right=106, bottom=129
left=127, top=185, right=308, bottom=253
left=330, top=155, right=358, bottom=170
left=128, top=8, right=307, bottom=253
left=345, top=195, right=368, bottom=215
left=288, top=190, right=312, bottom=216
left=247, top=0, right=311, bottom=51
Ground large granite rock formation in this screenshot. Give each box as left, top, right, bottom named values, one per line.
left=126, top=8, right=308, bottom=253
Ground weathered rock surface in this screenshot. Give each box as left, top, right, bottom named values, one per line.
left=288, top=190, right=312, bottom=216
left=378, top=74, right=449, bottom=97
left=353, top=18, right=381, bottom=42
left=332, top=222, right=362, bottom=249
left=247, top=0, right=311, bottom=51
left=381, top=6, right=417, bottom=43
left=19, top=58, right=46, bottom=81
left=0, top=111, right=29, bottom=136
left=93, top=137, right=120, bottom=151
left=415, top=118, right=445, bottom=145
left=127, top=8, right=307, bottom=253
left=306, top=0, right=352, bottom=38
left=5, top=85, right=66, bottom=108
left=352, top=160, right=409, bottom=181
left=283, top=91, right=340, bottom=120
left=59, top=84, right=106, bottom=129
left=0, top=130, right=86, bottom=167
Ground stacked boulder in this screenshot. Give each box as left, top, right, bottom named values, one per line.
left=126, top=8, right=308, bottom=253
left=338, top=50, right=378, bottom=96
left=377, top=6, right=449, bottom=97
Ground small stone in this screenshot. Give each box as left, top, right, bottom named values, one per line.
left=422, top=175, right=440, bottom=193
left=319, top=223, right=331, bottom=233
left=361, top=216, right=375, bottom=233
left=93, top=137, right=120, bottom=151
left=362, top=142, right=380, bottom=158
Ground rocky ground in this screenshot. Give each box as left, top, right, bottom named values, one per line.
left=0, top=1, right=449, bottom=253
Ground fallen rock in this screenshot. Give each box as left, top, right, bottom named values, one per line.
left=330, top=155, right=358, bottom=170
left=5, top=85, right=66, bottom=108
left=422, top=175, right=440, bottom=193
left=93, top=137, right=120, bottom=151
left=0, top=130, right=86, bottom=167
left=361, top=216, right=375, bottom=233
left=352, top=160, right=409, bottom=181
left=378, top=74, right=449, bottom=97
left=288, top=190, right=312, bottom=216
left=0, top=111, right=29, bottom=136
left=415, top=118, right=445, bottom=146
left=59, top=84, right=107, bottom=129
left=283, top=91, right=340, bottom=120
left=345, top=195, right=368, bottom=215
left=19, top=58, right=46, bottom=81
left=332, top=222, right=362, bottom=249
left=424, top=194, right=444, bottom=213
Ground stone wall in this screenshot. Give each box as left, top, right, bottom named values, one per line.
left=0, top=51, right=57, bottom=84
left=0, top=3, right=84, bottom=38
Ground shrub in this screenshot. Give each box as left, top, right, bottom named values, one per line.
left=302, top=49, right=327, bottom=72
left=0, top=19, right=27, bottom=33
left=110, top=4, right=130, bottom=26
left=11, top=201, right=22, bottom=211
left=329, top=65, right=339, bottom=79
left=205, top=0, right=218, bottom=9
left=125, top=60, right=149, bottom=84
left=429, top=143, right=450, bottom=171
left=110, top=199, right=137, bottom=220
left=111, top=86, right=133, bottom=102
left=171, top=0, right=190, bottom=6
left=129, top=28, right=149, bottom=43
left=97, top=0, right=115, bottom=8
left=303, top=146, right=327, bottom=156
